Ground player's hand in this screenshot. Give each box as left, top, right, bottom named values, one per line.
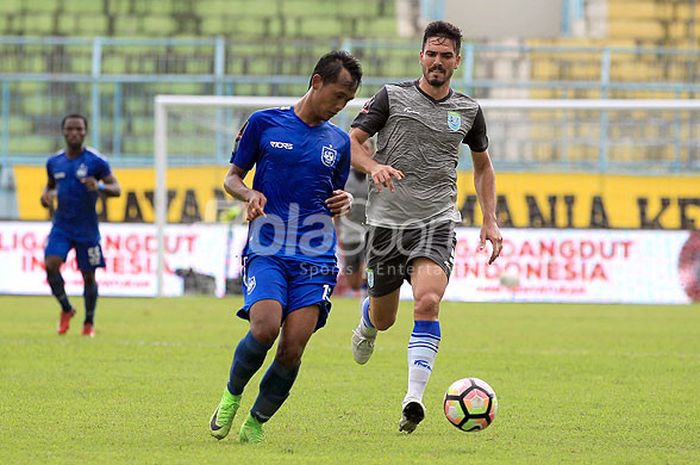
left=244, top=190, right=267, bottom=222
left=480, top=218, right=503, bottom=265
left=370, top=164, right=404, bottom=193
left=325, top=190, right=353, bottom=217
left=40, top=190, right=56, bottom=209
left=81, top=176, right=99, bottom=191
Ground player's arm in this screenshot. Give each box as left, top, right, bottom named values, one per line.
left=349, top=127, right=403, bottom=193
left=80, top=175, right=120, bottom=197
left=97, top=173, right=121, bottom=197
left=223, top=164, right=266, bottom=221
left=471, top=149, right=502, bottom=264
left=40, top=177, right=56, bottom=209
left=466, top=106, right=502, bottom=264
left=350, top=87, right=404, bottom=193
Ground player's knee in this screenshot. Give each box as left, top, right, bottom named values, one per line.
left=45, top=259, right=61, bottom=275
left=276, top=343, right=304, bottom=367
left=82, top=273, right=97, bottom=286
left=414, top=291, right=441, bottom=319
left=249, top=324, right=279, bottom=346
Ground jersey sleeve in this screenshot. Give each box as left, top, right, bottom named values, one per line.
left=46, top=159, right=55, bottom=183
left=350, top=86, right=390, bottom=136
left=332, top=137, right=351, bottom=191
left=95, top=157, right=112, bottom=180
left=463, top=106, right=489, bottom=152
left=230, top=112, right=264, bottom=170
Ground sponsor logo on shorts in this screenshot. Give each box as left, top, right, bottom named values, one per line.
left=366, top=268, right=374, bottom=288
left=246, top=275, right=256, bottom=294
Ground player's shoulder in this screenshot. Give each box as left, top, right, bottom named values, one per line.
left=450, top=90, right=481, bottom=107
left=47, top=150, right=65, bottom=164
left=251, top=106, right=293, bottom=122
left=385, top=80, right=416, bottom=90
left=83, top=147, right=111, bottom=164
left=83, top=146, right=107, bottom=159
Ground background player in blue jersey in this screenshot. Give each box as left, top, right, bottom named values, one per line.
left=208, top=51, right=362, bottom=443
left=41, top=114, right=121, bottom=337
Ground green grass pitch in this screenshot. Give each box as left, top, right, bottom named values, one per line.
left=1, top=295, right=699, bottom=464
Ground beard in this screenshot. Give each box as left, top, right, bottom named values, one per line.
left=425, top=66, right=450, bottom=87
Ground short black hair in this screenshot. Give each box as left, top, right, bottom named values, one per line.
left=61, top=113, right=88, bottom=130
left=422, top=20, right=462, bottom=53
left=308, top=50, right=363, bottom=89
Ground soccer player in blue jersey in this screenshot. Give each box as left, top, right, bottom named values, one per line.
left=208, top=51, right=362, bottom=443
left=41, top=114, right=121, bottom=337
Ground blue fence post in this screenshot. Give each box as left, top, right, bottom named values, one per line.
left=214, top=36, right=226, bottom=163
left=113, top=81, right=122, bottom=159
left=1, top=81, right=9, bottom=166
left=91, top=37, right=103, bottom=151
left=673, top=90, right=682, bottom=172
left=462, top=43, right=474, bottom=95
left=598, top=48, right=611, bottom=172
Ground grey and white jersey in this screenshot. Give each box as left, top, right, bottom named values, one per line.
left=351, top=80, right=488, bottom=227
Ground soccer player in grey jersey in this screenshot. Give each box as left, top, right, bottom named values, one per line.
left=348, top=20, right=503, bottom=433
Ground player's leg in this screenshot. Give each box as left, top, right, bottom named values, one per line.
left=75, top=242, right=105, bottom=337
left=79, top=270, right=97, bottom=337
left=240, top=304, right=320, bottom=444
left=210, top=256, right=286, bottom=440
left=399, top=257, right=448, bottom=433
left=351, top=226, right=406, bottom=364
left=45, top=229, right=75, bottom=334
left=399, top=222, right=456, bottom=433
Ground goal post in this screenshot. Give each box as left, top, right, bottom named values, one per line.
left=153, top=96, right=700, bottom=296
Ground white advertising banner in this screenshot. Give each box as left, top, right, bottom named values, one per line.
left=0, top=222, right=247, bottom=297
left=417, top=228, right=696, bottom=304
left=0, top=222, right=698, bottom=303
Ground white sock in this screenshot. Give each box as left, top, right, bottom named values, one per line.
left=406, top=320, right=441, bottom=402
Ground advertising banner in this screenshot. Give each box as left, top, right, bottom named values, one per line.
left=1, top=222, right=698, bottom=303
left=14, top=166, right=700, bottom=229
left=0, top=222, right=247, bottom=297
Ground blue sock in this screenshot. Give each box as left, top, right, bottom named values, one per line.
left=250, top=360, right=299, bottom=423
left=227, top=331, right=273, bottom=396
left=83, top=282, right=98, bottom=324
left=360, top=297, right=375, bottom=330
left=47, top=271, right=72, bottom=312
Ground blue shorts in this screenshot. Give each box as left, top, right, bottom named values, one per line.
left=237, top=255, right=338, bottom=330
left=45, top=227, right=105, bottom=271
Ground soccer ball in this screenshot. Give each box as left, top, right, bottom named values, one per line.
left=443, top=377, right=498, bottom=432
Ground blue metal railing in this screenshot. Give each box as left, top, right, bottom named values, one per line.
left=0, top=35, right=698, bottom=172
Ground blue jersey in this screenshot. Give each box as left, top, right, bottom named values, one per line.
left=46, top=148, right=111, bottom=242
left=232, top=106, right=351, bottom=265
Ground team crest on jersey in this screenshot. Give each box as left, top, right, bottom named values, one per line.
left=76, top=163, right=88, bottom=179
left=321, top=145, right=337, bottom=167
left=447, top=111, right=461, bottom=131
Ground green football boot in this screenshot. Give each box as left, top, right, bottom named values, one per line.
left=209, top=389, right=241, bottom=440
left=239, top=413, right=265, bottom=444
